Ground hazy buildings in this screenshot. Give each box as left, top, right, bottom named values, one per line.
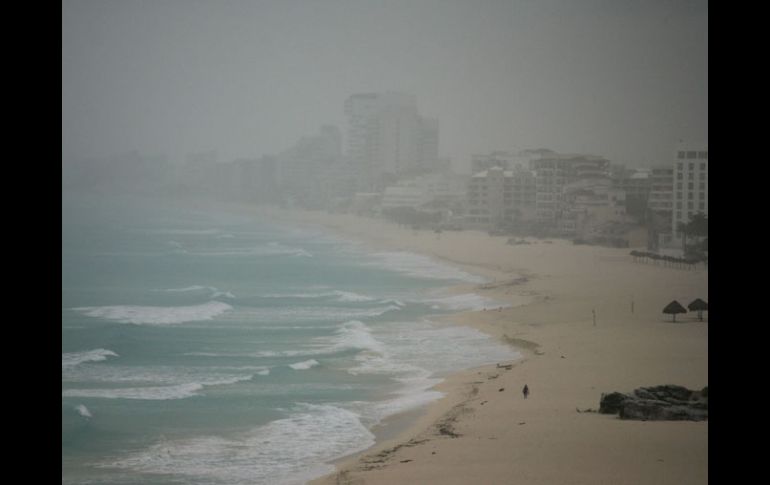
left=530, top=153, right=611, bottom=225
left=672, top=142, right=708, bottom=239
left=277, top=125, right=345, bottom=207
left=613, top=167, right=652, bottom=222
left=646, top=166, right=675, bottom=249
left=381, top=172, right=467, bottom=211
left=470, top=149, right=549, bottom=174
left=466, top=166, right=536, bottom=227
left=344, top=92, right=439, bottom=190
left=561, top=178, right=627, bottom=239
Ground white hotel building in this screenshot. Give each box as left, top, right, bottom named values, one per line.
left=672, top=142, right=708, bottom=240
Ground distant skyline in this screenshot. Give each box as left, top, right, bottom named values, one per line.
left=62, top=0, right=707, bottom=172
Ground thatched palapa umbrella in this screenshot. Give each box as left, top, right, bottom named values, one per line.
left=663, top=300, right=687, bottom=322
left=687, top=298, right=708, bottom=321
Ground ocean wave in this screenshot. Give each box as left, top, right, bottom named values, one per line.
left=63, top=364, right=255, bottom=387
left=347, top=352, right=424, bottom=377
left=260, top=289, right=374, bottom=303
left=424, top=292, right=510, bottom=312
left=239, top=305, right=402, bottom=324
left=63, top=383, right=205, bottom=400
left=62, top=349, right=119, bottom=368
left=185, top=242, right=313, bottom=258
left=329, top=320, right=384, bottom=354
left=159, top=286, right=236, bottom=300
left=289, top=359, right=320, bottom=370
left=98, top=403, right=374, bottom=485
left=150, top=228, right=222, bottom=236
left=62, top=374, right=253, bottom=400
left=332, top=291, right=374, bottom=302
left=361, top=250, right=487, bottom=284
left=73, top=301, right=233, bottom=325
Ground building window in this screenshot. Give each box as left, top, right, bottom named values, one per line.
left=700, top=163, right=706, bottom=170
left=688, top=182, right=693, bottom=190
left=688, top=202, right=693, bottom=210
left=700, top=173, right=706, bottom=180
left=687, top=151, right=697, bottom=159
left=688, top=163, right=694, bottom=171
left=699, top=183, right=705, bottom=191
left=699, top=192, right=705, bottom=200
left=699, top=202, right=705, bottom=210
left=677, top=201, right=682, bottom=209
left=678, top=151, right=686, bottom=159
left=698, top=151, right=708, bottom=159
left=677, top=172, right=683, bottom=180
left=677, top=162, right=683, bottom=170
left=688, top=192, right=693, bottom=200
left=677, top=192, right=682, bottom=199
left=676, top=211, right=682, bottom=220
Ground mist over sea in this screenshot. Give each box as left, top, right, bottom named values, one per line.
left=62, top=193, right=520, bottom=485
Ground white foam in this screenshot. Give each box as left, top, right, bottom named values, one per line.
left=73, top=301, right=233, bottom=325
left=240, top=305, right=401, bottom=324
left=333, top=291, right=374, bottom=302
left=159, top=286, right=236, bottom=299
left=62, top=372, right=253, bottom=400
left=289, top=359, right=320, bottom=370
left=151, top=228, right=222, bottom=236
left=425, top=292, right=510, bottom=312
left=188, top=242, right=313, bottom=258
left=75, top=404, right=92, bottom=418
left=63, top=365, right=255, bottom=387
left=99, top=403, right=374, bottom=485
left=63, top=383, right=205, bottom=400
left=260, top=290, right=374, bottom=303
left=62, top=349, right=119, bottom=368
left=363, top=250, right=488, bottom=284
left=380, top=298, right=406, bottom=307
left=329, top=320, right=385, bottom=354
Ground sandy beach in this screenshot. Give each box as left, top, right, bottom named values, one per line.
left=254, top=207, right=708, bottom=485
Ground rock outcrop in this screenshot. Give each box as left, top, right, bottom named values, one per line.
left=599, top=385, right=708, bottom=421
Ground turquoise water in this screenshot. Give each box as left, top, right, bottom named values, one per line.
left=62, top=192, right=520, bottom=485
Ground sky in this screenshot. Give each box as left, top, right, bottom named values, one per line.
left=62, top=0, right=708, bottom=172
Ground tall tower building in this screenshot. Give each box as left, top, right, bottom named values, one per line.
left=344, top=92, right=439, bottom=190
left=672, top=142, right=708, bottom=239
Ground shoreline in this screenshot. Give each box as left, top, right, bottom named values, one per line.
left=208, top=202, right=708, bottom=485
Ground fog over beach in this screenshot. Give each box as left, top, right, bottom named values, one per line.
left=63, top=1, right=707, bottom=484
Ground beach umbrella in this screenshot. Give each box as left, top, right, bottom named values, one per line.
left=687, top=298, right=708, bottom=321
left=663, top=300, right=687, bottom=322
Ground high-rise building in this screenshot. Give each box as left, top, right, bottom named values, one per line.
left=530, top=153, right=610, bottom=224
left=672, top=142, right=708, bottom=239
left=344, top=92, right=439, bottom=190
left=277, top=125, right=344, bottom=208
left=466, top=166, right=536, bottom=227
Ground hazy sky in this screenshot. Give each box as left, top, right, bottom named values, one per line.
left=62, top=0, right=707, bottom=171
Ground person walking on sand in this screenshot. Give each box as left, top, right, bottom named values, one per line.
left=522, top=384, right=529, bottom=399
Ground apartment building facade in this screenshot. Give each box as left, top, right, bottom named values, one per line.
left=672, top=142, right=708, bottom=239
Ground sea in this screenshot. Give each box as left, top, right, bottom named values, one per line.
left=62, top=192, right=521, bottom=485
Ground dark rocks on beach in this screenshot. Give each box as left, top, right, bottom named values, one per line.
left=598, top=385, right=708, bottom=421
left=598, top=392, right=629, bottom=414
